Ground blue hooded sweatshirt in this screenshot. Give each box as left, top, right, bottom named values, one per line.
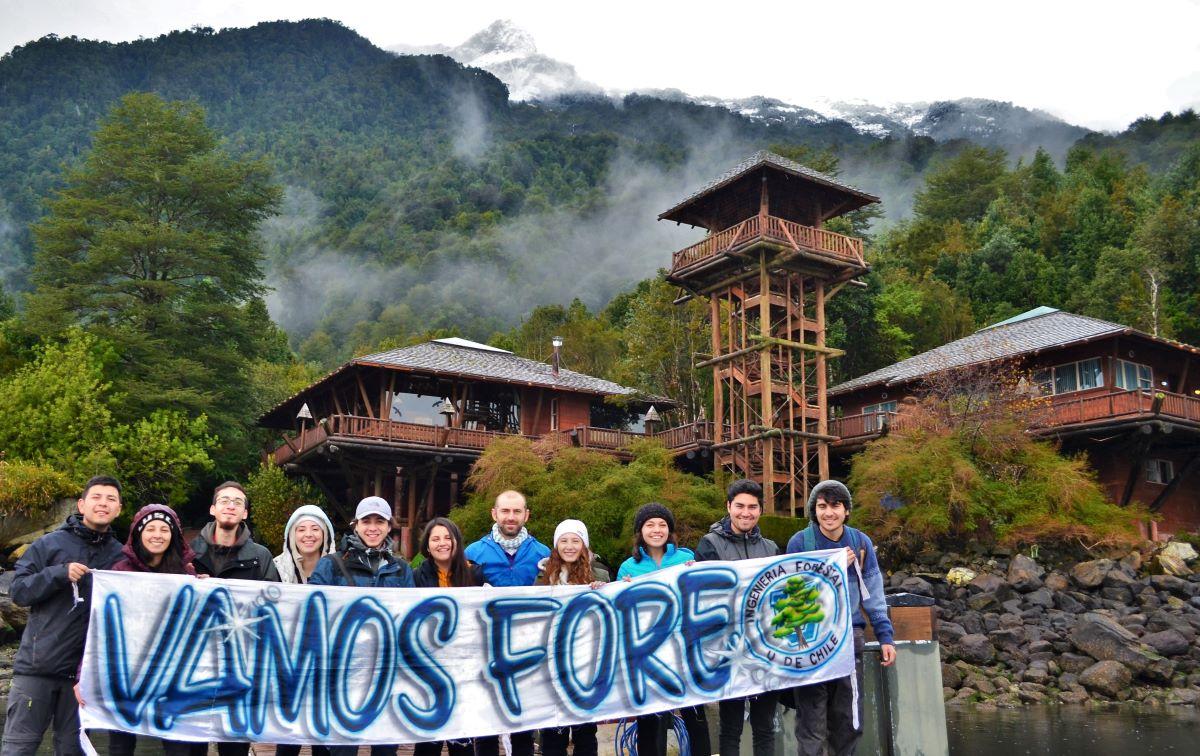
left=464, top=531, right=550, bottom=587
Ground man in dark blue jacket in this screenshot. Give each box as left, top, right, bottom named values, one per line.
left=463, top=490, right=548, bottom=756
left=2, top=475, right=124, bottom=756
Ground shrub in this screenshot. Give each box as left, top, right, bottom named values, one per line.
left=0, top=460, right=77, bottom=518
left=456, top=436, right=724, bottom=567
left=244, top=463, right=328, bottom=553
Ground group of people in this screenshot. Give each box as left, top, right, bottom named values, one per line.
left=1, top=473, right=895, bottom=756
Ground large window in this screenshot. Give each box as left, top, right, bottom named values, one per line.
left=1115, top=359, right=1153, bottom=391
left=1146, top=458, right=1174, bottom=484
left=550, top=398, right=559, bottom=431
left=862, top=400, right=897, bottom=432
left=1032, top=358, right=1104, bottom=396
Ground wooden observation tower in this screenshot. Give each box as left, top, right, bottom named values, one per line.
left=660, top=152, right=879, bottom=514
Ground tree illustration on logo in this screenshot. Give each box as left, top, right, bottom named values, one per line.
left=770, top=577, right=825, bottom=645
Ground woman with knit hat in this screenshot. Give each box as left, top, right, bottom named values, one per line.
left=273, top=504, right=336, bottom=584
left=616, top=503, right=710, bottom=756
left=535, top=519, right=608, bottom=755
left=101, top=505, right=196, bottom=756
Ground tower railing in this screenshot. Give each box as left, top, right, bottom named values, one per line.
left=671, top=215, right=865, bottom=272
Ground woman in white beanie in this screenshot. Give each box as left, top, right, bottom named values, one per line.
left=535, top=519, right=608, bottom=756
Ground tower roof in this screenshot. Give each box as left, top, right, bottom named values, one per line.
left=659, top=151, right=880, bottom=229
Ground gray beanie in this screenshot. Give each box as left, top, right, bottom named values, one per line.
left=805, top=480, right=853, bottom=521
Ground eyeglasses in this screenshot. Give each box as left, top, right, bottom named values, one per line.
left=216, top=496, right=247, bottom=507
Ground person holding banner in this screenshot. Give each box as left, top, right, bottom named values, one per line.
left=411, top=518, right=483, bottom=756
left=97, top=504, right=197, bottom=756
left=1, top=475, right=124, bottom=756
left=535, top=519, right=609, bottom=756
left=310, top=496, right=413, bottom=756
left=617, top=503, right=711, bottom=756
left=464, top=490, right=549, bottom=756
left=787, top=480, right=895, bottom=756
left=696, top=479, right=780, bottom=756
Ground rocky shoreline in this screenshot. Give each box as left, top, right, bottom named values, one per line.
left=889, top=545, right=1200, bottom=707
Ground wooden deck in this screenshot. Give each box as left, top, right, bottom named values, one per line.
left=670, top=214, right=865, bottom=273
left=270, top=416, right=714, bottom=465
left=830, top=389, right=1200, bottom=447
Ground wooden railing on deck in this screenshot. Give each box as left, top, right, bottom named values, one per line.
left=654, top=421, right=714, bottom=449
left=830, top=411, right=901, bottom=441
left=671, top=214, right=865, bottom=272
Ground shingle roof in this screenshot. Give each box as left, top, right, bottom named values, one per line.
left=658, top=150, right=879, bottom=221
left=828, top=308, right=1197, bottom=396
left=353, top=339, right=643, bottom=396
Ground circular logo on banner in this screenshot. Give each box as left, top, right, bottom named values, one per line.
left=739, top=556, right=848, bottom=675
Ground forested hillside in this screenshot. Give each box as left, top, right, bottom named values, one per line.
left=1, top=19, right=1198, bottom=510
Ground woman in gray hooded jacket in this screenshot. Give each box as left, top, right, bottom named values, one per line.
left=273, top=504, right=336, bottom=584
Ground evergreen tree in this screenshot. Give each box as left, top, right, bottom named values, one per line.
left=25, top=93, right=281, bottom=469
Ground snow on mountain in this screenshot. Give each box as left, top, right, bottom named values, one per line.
left=390, top=20, right=1091, bottom=153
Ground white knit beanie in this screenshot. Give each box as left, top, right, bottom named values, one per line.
left=553, top=519, right=590, bottom=549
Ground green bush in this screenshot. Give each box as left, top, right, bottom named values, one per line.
left=758, top=515, right=806, bottom=551
left=0, top=460, right=77, bottom=518
left=244, top=463, right=328, bottom=553
left=455, top=436, right=724, bottom=568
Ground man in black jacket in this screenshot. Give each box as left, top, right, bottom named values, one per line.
left=695, top=478, right=780, bottom=756
left=190, top=481, right=280, bottom=582
left=188, top=481, right=278, bottom=756
left=2, top=475, right=124, bottom=756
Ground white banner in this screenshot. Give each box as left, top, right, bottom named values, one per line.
left=78, top=550, right=854, bottom=744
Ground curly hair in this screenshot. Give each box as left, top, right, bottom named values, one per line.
left=539, top=546, right=595, bottom=586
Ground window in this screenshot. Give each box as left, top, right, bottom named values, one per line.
left=549, top=398, right=559, bottom=431
left=862, top=401, right=897, bottom=432
left=1035, top=358, right=1105, bottom=396
left=1146, top=459, right=1174, bottom=485
left=1116, top=359, right=1153, bottom=391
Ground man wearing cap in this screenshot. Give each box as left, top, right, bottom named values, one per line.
left=309, top=496, right=413, bottom=756
left=696, top=479, right=780, bottom=756
left=191, top=481, right=280, bottom=582
left=464, top=490, right=549, bottom=756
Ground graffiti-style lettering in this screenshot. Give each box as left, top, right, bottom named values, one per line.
left=250, top=593, right=330, bottom=736
left=614, top=583, right=684, bottom=706
left=395, top=596, right=457, bottom=731
left=679, top=568, right=737, bottom=692
left=102, top=587, right=196, bottom=726
left=329, top=598, right=395, bottom=733
left=551, top=591, right=617, bottom=712
left=483, top=597, right=560, bottom=717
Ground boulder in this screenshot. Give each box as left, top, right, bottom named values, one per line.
left=1157, top=552, right=1192, bottom=578
left=1007, top=554, right=1045, bottom=592
left=989, top=627, right=1026, bottom=651
left=1121, top=550, right=1143, bottom=572
left=969, top=573, right=1006, bottom=594
left=1021, top=661, right=1052, bottom=685
left=1044, top=572, right=1070, bottom=592
left=1079, top=660, right=1132, bottom=698
left=968, top=591, right=1003, bottom=612
left=899, top=576, right=934, bottom=596
left=1070, top=613, right=1173, bottom=681
left=956, top=633, right=996, bottom=664
left=1142, top=629, right=1190, bottom=657
left=1162, top=541, right=1198, bottom=564
left=1025, top=587, right=1054, bottom=609
left=937, top=621, right=967, bottom=645
left=0, top=596, right=28, bottom=635
left=941, top=663, right=962, bottom=689
left=946, top=567, right=976, bottom=587
left=1055, top=592, right=1087, bottom=614
left=1150, top=574, right=1194, bottom=598
left=1058, top=689, right=1090, bottom=704
left=1071, top=559, right=1114, bottom=588
left=1147, top=610, right=1197, bottom=642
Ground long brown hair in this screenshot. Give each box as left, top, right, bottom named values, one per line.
left=419, top=518, right=473, bottom=587
left=539, top=543, right=595, bottom=585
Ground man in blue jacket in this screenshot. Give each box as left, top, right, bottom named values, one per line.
left=464, top=490, right=548, bottom=756
left=787, top=480, right=895, bottom=756
left=2, top=475, right=124, bottom=756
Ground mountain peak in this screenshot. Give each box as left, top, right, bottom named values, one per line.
left=455, top=20, right=537, bottom=61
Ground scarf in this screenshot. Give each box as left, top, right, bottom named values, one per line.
left=490, top=523, right=530, bottom=554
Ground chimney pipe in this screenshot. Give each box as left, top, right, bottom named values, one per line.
left=552, top=336, right=563, bottom=377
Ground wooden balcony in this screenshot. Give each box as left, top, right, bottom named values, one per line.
left=670, top=215, right=866, bottom=274
left=270, top=415, right=714, bottom=466
left=828, top=389, right=1200, bottom=452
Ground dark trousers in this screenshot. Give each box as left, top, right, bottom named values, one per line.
left=635, top=705, right=710, bottom=756
left=330, top=747, right=397, bottom=756
left=539, top=723, right=597, bottom=756
left=1, top=675, right=82, bottom=756
left=718, top=693, right=777, bottom=756
left=190, top=743, right=250, bottom=756
left=793, top=630, right=866, bottom=756
left=473, top=731, right=534, bottom=756
left=412, top=739, right=474, bottom=756
left=276, top=747, right=332, bottom=756
left=108, top=731, right=191, bottom=756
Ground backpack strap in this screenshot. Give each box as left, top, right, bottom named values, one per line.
left=331, top=553, right=356, bottom=585
left=799, top=524, right=817, bottom=553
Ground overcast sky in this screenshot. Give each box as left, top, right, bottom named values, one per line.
left=3, top=0, right=1198, bottom=132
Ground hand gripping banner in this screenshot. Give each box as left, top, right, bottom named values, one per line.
left=78, top=550, right=855, bottom=745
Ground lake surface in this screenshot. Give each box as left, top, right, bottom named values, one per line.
left=946, top=705, right=1200, bottom=755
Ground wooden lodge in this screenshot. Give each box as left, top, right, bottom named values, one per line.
left=827, top=307, right=1200, bottom=536
left=258, top=337, right=713, bottom=553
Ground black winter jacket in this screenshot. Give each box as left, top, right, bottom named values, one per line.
left=191, top=522, right=280, bottom=582
left=10, top=514, right=123, bottom=678
left=695, top=517, right=779, bottom=562
left=411, top=558, right=486, bottom=588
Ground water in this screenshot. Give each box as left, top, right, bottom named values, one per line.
left=947, top=705, right=1200, bottom=755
